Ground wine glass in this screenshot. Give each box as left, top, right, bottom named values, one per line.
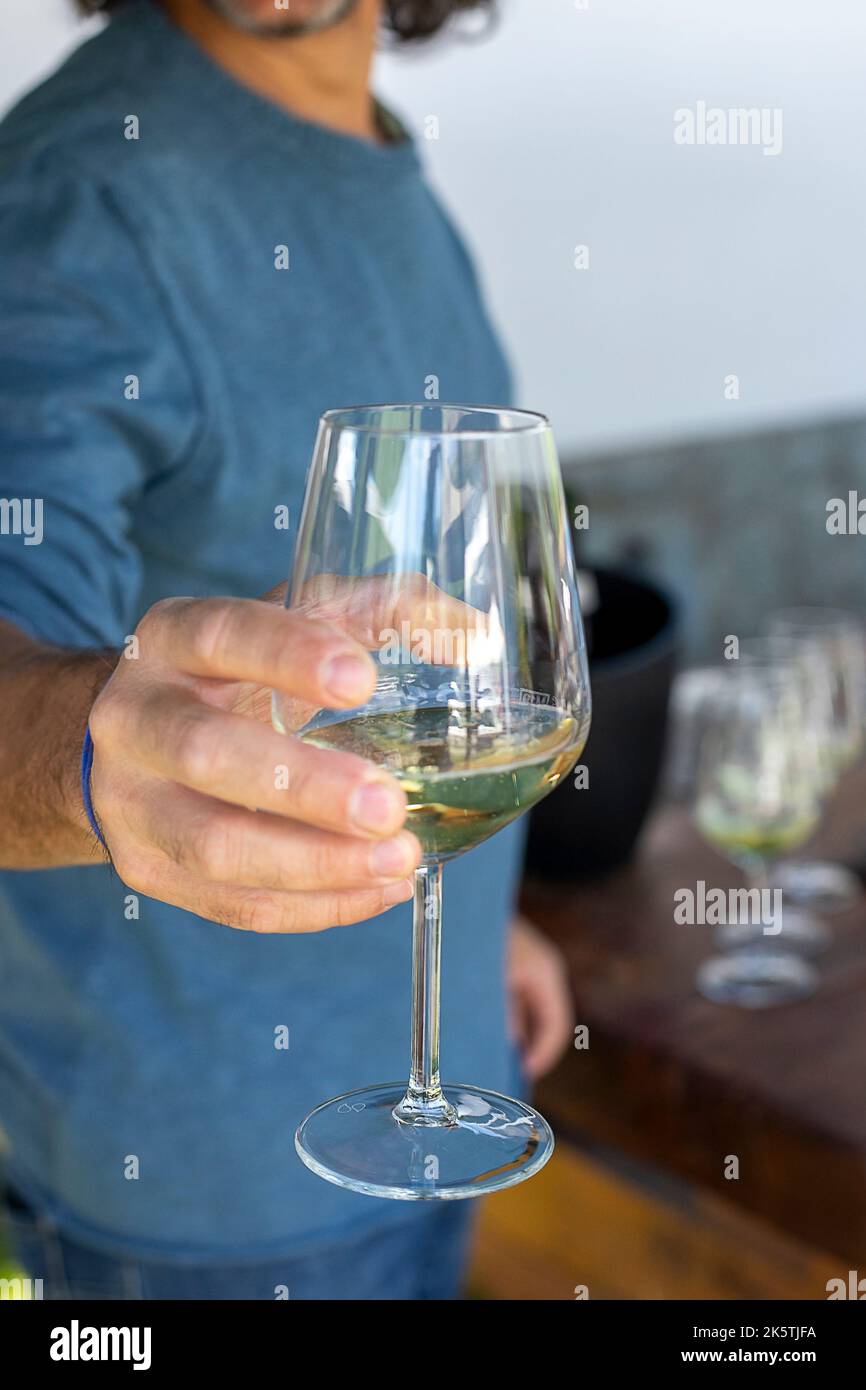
left=693, top=661, right=822, bottom=1006
left=765, top=608, right=866, bottom=912
left=719, top=639, right=833, bottom=955
left=272, top=404, right=591, bottom=1199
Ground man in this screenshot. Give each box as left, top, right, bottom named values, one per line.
left=0, top=0, right=572, bottom=1299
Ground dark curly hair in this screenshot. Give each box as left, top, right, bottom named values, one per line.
left=74, top=1, right=495, bottom=43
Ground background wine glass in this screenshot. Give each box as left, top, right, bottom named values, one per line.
left=693, top=661, right=823, bottom=1007
left=765, top=608, right=866, bottom=913
left=273, top=404, right=591, bottom=1200
left=722, top=639, right=833, bottom=956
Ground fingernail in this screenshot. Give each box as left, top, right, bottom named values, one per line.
left=382, top=878, right=414, bottom=906
left=322, top=652, right=373, bottom=703
left=351, top=781, right=405, bottom=834
left=370, top=834, right=417, bottom=879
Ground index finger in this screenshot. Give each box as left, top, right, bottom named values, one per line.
left=140, top=597, right=377, bottom=708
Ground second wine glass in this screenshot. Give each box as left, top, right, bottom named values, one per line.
left=765, top=608, right=866, bottom=912
left=694, top=660, right=822, bottom=1006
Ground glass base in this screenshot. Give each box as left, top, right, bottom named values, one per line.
left=696, top=949, right=818, bottom=1008
left=774, top=860, right=862, bottom=914
left=295, top=1082, right=554, bottom=1200
left=716, top=906, right=831, bottom=958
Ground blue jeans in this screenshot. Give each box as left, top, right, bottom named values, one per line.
left=2, top=1188, right=475, bottom=1300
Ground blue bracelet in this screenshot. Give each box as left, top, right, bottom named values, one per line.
left=80, top=726, right=106, bottom=849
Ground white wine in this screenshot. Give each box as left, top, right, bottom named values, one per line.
left=696, top=798, right=820, bottom=864
left=303, top=703, right=588, bottom=859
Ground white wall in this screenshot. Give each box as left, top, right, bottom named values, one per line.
left=1, top=1, right=100, bottom=104
left=4, top=0, right=866, bottom=454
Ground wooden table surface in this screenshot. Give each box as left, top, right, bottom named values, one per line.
left=520, top=763, right=866, bottom=1271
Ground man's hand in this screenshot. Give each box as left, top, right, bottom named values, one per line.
left=0, top=574, right=492, bottom=932
left=507, top=915, right=574, bottom=1080
left=86, top=591, right=422, bottom=933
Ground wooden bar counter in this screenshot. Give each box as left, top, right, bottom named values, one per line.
left=470, top=766, right=866, bottom=1300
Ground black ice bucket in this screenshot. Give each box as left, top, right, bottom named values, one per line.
left=524, top=566, right=679, bottom=882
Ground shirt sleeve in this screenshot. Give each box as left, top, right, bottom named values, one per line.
left=0, top=165, right=200, bottom=648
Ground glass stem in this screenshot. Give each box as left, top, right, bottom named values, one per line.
left=393, top=863, right=457, bottom=1127
left=718, top=858, right=772, bottom=951
left=746, top=858, right=770, bottom=894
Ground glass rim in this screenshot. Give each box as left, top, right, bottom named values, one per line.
left=318, top=402, right=551, bottom=440
left=769, top=606, right=864, bottom=634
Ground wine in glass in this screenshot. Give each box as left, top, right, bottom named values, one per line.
left=273, top=404, right=591, bottom=1199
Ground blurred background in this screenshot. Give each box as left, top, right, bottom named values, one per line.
left=4, top=4, right=865, bottom=645
left=3, top=0, right=865, bottom=1299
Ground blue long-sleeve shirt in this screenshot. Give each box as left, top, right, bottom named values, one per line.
left=0, top=0, right=523, bottom=1261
